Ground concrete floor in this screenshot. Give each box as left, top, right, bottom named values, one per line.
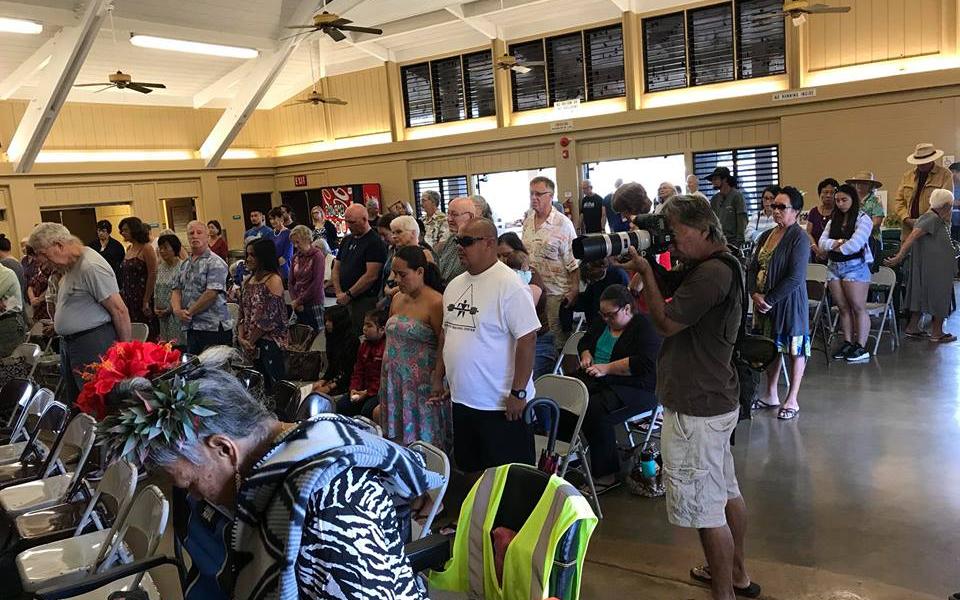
left=580, top=307, right=960, bottom=600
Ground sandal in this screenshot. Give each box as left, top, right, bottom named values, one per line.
left=905, top=330, right=929, bottom=339
left=777, top=407, right=799, bottom=420
left=751, top=399, right=779, bottom=410
left=689, top=565, right=762, bottom=598
left=930, top=333, right=957, bottom=343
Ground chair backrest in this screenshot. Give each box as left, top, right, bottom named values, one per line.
left=226, top=302, right=240, bottom=326
left=130, top=323, right=149, bottom=342
left=1, top=377, right=34, bottom=429
left=94, top=485, right=169, bottom=588
left=10, top=343, right=41, bottom=365
left=323, top=252, right=335, bottom=285
left=14, top=387, right=55, bottom=443
left=289, top=323, right=317, bottom=351
left=19, top=400, right=68, bottom=464
left=44, top=412, right=96, bottom=480
left=533, top=374, right=589, bottom=446
left=76, top=460, right=138, bottom=535
left=871, top=265, right=897, bottom=289
left=273, top=380, right=302, bottom=421
left=408, top=441, right=450, bottom=540
left=236, top=368, right=263, bottom=392
left=295, top=392, right=334, bottom=421
left=806, top=263, right=829, bottom=284
left=554, top=331, right=585, bottom=375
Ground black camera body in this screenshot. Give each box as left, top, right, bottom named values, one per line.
left=572, top=214, right=673, bottom=262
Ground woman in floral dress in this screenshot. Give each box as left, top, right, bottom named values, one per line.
left=153, top=234, right=183, bottom=344
left=238, top=238, right=289, bottom=394
left=119, top=217, right=158, bottom=337
left=380, top=245, right=450, bottom=451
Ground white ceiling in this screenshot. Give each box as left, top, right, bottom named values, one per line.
left=0, top=0, right=689, bottom=110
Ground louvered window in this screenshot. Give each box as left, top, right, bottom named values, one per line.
left=413, top=176, right=469, bottom=214
left=401, top=63, right=434, bottom=127
left=510, top=40, right=548, bottom=111
left=432, top=56, right=465, bottom=123
left=642, top=1, right=785, bottom=92
left=642, top=12, right=687, bottom=92
left=546, top=33, right=584, bottom=104
left=688, top=3, right=735, bottom=86
left=463, top=51, right=495, bottom=119
left=736, top=0, right=786, bottom=78
left=585, top=24, right=625, bottom=100
left=693, top=145, right=779, bottom=214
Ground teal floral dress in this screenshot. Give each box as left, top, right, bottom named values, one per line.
left=154, top=259, right=181, bottom=344
left=380, top=315, right=452, bottom=451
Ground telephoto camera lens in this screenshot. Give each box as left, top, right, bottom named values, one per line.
left=573, top=230, right=655, bottom=262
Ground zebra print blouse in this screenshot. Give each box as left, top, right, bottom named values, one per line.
left=294, top=468, right=423, bottom=599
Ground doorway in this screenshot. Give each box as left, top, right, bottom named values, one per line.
left=471, top=167, right=557, bottom=234
left=40, top=207, right=99, bottom=243
left=278, top=190, right=313, bottom=228
left=163, top=198, right=197, bottom=233
left=582, top=155, right=687, bottom=204
left=241, top=192, right=273, bottom=231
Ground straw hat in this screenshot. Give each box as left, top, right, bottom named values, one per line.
left=845, top=170, right=882, bottom=189
left=906, top=143, right=944, bottom=165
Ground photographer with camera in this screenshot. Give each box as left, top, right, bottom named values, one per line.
left=621, top=195, right=760, bottom=600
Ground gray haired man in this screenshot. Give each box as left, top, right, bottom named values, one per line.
left=29, top=222, right=131, bottom=403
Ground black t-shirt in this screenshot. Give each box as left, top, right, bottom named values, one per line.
left=88, top=237, right=125, bottom=280
left=336, top=228, right=387, bottom=298
left=581, top=193, right=604, bottom=233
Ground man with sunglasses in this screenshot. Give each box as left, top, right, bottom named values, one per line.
left=432, top=218, right=540, bottom=476
left=522, top=176, right=580, bottom=352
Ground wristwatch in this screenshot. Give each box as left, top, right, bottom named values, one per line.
left=510, top=388, right=527, bottom=400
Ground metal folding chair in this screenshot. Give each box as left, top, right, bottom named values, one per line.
left=807, top=263, right=833, bottom=362
left=408, top=441, right=450, bottom=540
left=129, top=323, right=149, bottom=343
left=552, top=331, right=585, bottom=375
left=866, top=266, right=900, bottom=355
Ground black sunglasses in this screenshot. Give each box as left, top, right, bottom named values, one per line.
left=455, top=235, right=490, bottom=248
left=770, top=203, right=790, bottom=211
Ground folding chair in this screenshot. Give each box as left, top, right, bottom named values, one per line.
left=552, top=331, right=585, bottom=375
left=272, top=380, right=302, bottom=421
left=129, top=323, right=149, bottom=343
left=408, top=441, right=450, bottom=541
left=0, top=400, right=67, bottom=469
left=16, top=484, right=169, bottom=595
left=10, top=343, right=42, bottom=378
left=0, top=413, right=95, bottom=520
left=226, top=303, right=240, bottom=345
left=623, top=404, right=663, bottom=451
left=866, top=266, right=900, bottom=355
left=531, top=374, right=602, bottom=518
left=4, top=461, right=137, bottom=559
left=0, top=378, right=35, bottom=437
left=295, top=392, right=334, bottom=421
left=1, top=387, right=53, bottom=446
left=807, top=263, right=833, bottom=362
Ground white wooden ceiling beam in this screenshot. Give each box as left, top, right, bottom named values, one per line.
left=0, top=33, right=59, bottom=100
left=342, top=32, right=394, bottom=62
left=7, top=0, right=112, bottom=173
left=608, top=0, right=632, bottom=11
left=444, top=5, right=499, bottom=39
left=199, top=0, right=327, bottom=167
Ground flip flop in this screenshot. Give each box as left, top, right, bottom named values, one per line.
left=777, top=407, right=799, bottom=420
left=751, top=399, right=779, bottom=410
left=930, top=333, right=957, bottom=343
left=905, top=330, right=929, bottom=339
left=689, top=565, right=762, bottom=598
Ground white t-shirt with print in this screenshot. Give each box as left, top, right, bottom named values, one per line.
left=442, top=260, right=541, bottom=411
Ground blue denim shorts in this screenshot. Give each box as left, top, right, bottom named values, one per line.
left=828, top=259, right=872, bottom=283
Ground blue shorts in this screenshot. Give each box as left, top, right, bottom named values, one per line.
left=828, top=259, right=872, bottom=283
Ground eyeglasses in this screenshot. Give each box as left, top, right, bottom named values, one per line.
left=529, top=189, right=553, bottom=199
left=449, top=211, right=474, bottom=219
left=770, top=204, right=790, bottom=211
left=599, top=306, right=626, bottom=320
left=454, top=235, right=490, bottom=248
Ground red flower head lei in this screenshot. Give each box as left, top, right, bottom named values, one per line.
left=76, top=341, right=182, bottom=420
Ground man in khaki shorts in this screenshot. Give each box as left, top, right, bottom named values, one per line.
left=627, top=195, right=759, bottom=600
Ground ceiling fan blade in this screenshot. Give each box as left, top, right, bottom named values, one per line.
left=338, top=25, right=383, bottom=35
left=286, top=25, right=320, bottom=29
left=522, top=61, right=545, bottom=67
left=512, top=65, right=532, bottom=74
left=127, top=83, right=154, bottom=94
left=324, top=27, right=347, bottom=42
left=322, top=97, right=347, bottom=105
left=135, top=82, right=166, bottom=88
left=809, top=6, right=851, bottom=13
left=279, top=30, right=313, bottom=41
left=93, top=85, right=114, bottom=94
left=74, top=82, right=110, bottom=87
left=330, top=18, right=352, bottom=27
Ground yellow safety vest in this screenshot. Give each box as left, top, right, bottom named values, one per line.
left=429, top=464, right=598, bottom=600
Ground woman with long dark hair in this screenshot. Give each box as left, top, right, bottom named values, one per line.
left=207, top=220, right=228, bottom=261
left=819, top=183, right=875, bottom=362
left=118, top=216, right=158, bottom=336
left=379, top=245, right=451, bottom=451
left=238, top=238, right=289, bottom=391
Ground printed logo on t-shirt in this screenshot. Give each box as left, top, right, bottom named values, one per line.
left=445, top=285, right=479, bottom=331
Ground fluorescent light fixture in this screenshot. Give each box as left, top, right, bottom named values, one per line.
left=130, top=34, right=259, bottom=59
left=0, top=17, right=43, bottom=34
left=512, top=98, right=626, bottom=126
left=276, top=132, right=392, bottom=157
left=642, top=78, right=787, bottom=109
left=222, top=148, right=265, bottom=159
left=33, top=149, right=196, bottom=163
left=405, top=118, right=497, bottom=140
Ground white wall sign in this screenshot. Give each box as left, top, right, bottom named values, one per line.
left=943, top=155, right=955, bottom=168
left=550, top=120, right=574, bottom=132
left=772, top=89, right=817, bottom=101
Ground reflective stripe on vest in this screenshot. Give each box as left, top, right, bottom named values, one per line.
left=529, top=483, right=578, bottom=600
left=469, top=467, right=498, bottom=597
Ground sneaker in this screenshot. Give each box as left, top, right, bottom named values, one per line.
left=832, top=341, right=853, bottom=360
left=846, top=344, right=870, bottom=362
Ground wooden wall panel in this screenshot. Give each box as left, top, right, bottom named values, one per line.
left=0, top=101, right=26, bottom=149
left=0, top=187, right=13, bottom=247
left=580, top=132, right=685, bottom=162
left=155, top=179, right=201, bottom=199
left=780, top=98, right=956, bottom=209
left=806, top=0, right=947, bottom=72
left=41, top=104, right=221, bottom=149
left=232, top=110, right=274, bottom=149
left=325, top=67, right=391, bottom=139
left=408, top=157, right=470, bottom=179
left=689, top=121, right=780, bottom=151
left=466, top=147, right=555, bottom=173
left=35, top=183, right=134, bottom=207
left=270, top=91, right=329, bottom=147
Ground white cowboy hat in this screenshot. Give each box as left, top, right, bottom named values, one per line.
left=845, top=170, right=883, bottom=189
left=906, top=143, right=944, bottom=165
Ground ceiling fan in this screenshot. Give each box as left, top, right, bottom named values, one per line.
left=284, top=11, right=382, bottom=42
left=73, top=71, right=166, bottom=94
left=495, top=54, right=545, bottom=75
left=759, top=1, right=851, bottom=26
left=284, top=90, right=347, bottom=107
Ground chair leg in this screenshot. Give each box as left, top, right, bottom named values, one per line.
left=780, top=355, right=790, bottom=388
left=578, top=443, right=603, bottom=519
left=641, top=405, right=662, bottom=448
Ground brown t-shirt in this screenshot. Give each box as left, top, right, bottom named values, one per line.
left=657, top=257, right=741, bottom=417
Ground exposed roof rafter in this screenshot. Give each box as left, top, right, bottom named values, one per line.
left=444, top=4, right=499, bottom=39
left=0, top=33, right=59, bottom=100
